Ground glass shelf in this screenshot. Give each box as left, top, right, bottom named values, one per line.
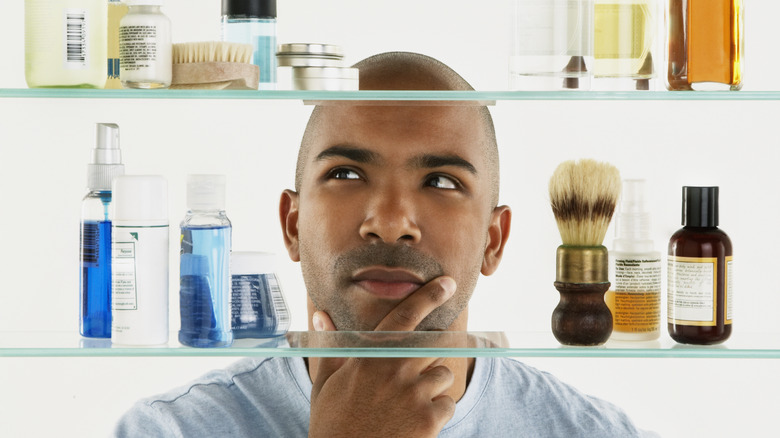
left=2, top=331, right=779, bottom=359
left=3, top=88, right=780, bottom=102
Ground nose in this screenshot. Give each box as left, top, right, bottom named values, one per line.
left=359, top=186, right=421, bottom=244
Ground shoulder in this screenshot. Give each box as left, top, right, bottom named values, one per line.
left=479, top=357, right=643, bottom=437
left=112, top=357, right=311, bottom=438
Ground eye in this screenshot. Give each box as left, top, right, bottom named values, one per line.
left=425, top=174, right=460, bottom=190
left=327, top=167, right=362, bottom=180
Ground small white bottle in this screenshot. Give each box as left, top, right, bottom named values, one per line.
left=111, top=175, right=169, bottom=345
left=607, top=179, right=662, bottom=341
left=119, top=0, right=172, bottom=89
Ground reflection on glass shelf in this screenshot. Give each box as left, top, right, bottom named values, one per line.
left=1, top=331, right=779, bottom=358
left=3, top=88, right=780, bottom=101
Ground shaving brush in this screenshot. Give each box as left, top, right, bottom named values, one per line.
left=549, top=159, right=621, bottom=346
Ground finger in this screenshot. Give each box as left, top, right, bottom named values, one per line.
left=310, top=311, right=347, bottom=400
left=375, top=276, right=456, bottom=332
left=430, top=394, right=456, bottom=426
left=312, top=310, right=337, bottom=332
left=417, top=364, right=455, bottom=400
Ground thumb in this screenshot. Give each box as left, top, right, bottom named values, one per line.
left=312, top=310, right=337, bottom=332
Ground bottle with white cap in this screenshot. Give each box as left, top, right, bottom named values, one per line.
left=607, top=179, right=662, bottom=341
left=179, top=175, right=233, bottom=348
left=80, top=123, right=125, bottom=339
left=111, top=175, right=169, bottom=346
left=119, top=0, right=172, bottom=88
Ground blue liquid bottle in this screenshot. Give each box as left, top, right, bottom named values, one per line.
left=80, top=123, right=124, bottom=338
left=179, top=175, right=233, bottom=348
left=221, top=0, right=277, bottom=90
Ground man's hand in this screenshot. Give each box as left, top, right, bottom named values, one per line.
left=308, top=276, right=457, bottom=438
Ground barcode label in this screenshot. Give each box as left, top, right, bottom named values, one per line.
left=268, top=276, right=290, bottom=330
left=64, top=9, right=88, bottom=68
left=81, top=222, right=99, bottom=264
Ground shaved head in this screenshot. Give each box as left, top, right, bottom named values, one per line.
left=295, top=52, right=500, bottom=207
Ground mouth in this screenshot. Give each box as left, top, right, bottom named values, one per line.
left=352, top=267, right=425, bottom=300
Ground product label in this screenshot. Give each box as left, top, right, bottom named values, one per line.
left=607, top=257, right=661, bottom=333
left=112, top=241, right=138, bottom=310
left=726, top=257, right=734, bottom=324
left=63, top=9, right=88, bottom=69
left=119, top=25, right=159, bottom=71
left=667, top=256, right=717, bottom=326
left=231, top=273, right=289, bottom=333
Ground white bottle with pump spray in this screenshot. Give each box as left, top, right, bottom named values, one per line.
left=79, top=123, right=124, bottom=339
left=607, top=179, right=662, bottom=341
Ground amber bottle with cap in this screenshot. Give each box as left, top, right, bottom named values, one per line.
left=667, top=186, right=732, bottom=344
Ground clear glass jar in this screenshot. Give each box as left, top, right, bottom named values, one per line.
left=119, top=0, right=172, bottom=89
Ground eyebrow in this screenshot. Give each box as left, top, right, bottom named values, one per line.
left=411, top=154, right=477, bottom=175
left=314, top=145, right=477, bottom=175
left=315, top=145, right=380, bottom=164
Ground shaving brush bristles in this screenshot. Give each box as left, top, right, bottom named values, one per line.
left=549, top=159, right=621, bottom=246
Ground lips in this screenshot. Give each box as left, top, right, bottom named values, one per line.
left=352, top=267, right=425, bottom=300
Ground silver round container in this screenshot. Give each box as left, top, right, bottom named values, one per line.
left=277, top=43, right=344, bottom=67
left=292, top=67, right=359, bottom=91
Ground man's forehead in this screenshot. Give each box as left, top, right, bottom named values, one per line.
left=311, top=105, right=485, bottom=156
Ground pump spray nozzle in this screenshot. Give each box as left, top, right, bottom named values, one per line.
left=87, top=123, right=125, bottom=192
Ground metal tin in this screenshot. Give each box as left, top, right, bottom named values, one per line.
left=292, top=67, right=358, bottom=91
left=276, top=43, right=344, bottom=67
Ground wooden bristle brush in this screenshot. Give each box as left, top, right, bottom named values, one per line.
left=171, top=41, right=259, bottom=90
left=549, top=159, right=621, bottom=346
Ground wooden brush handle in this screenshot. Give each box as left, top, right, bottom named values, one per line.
left=552, top=281, right=613, bottom=346
left=171, top=62, right=259, bottom=90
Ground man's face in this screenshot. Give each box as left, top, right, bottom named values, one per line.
left=289, top=104, right=497, bottom=331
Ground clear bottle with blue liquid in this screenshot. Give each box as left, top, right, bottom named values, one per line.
left=80, top=123, right=124, bottom=338
left=179, top=175, right=233, bottom=348
left=221, top=0, right=277, bottom=90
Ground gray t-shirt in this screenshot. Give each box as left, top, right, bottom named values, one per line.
left=113, top=355, right=646, bottom=437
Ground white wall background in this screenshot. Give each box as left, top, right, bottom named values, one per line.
left=1, top=0, right=778, bottom=436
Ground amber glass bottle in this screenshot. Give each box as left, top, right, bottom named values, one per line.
left=668, top=187, right=732, bottom=344
left=666, top=0, right=743, bottom=90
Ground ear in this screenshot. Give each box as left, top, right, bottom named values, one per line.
left=481, top=205, right=511, bottom=276
left=279, top=189, right=301, bottom=262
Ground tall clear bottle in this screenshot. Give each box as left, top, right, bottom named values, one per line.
left=80, top=123, right=124, bottom=338
left=666, top=0, right=744, bottom=90
left=510, top=0, right=594, bottom=90
left=221, top=0, right=277, bottom=90
left=179, top=175, right=233, bottom=348
left=607, top=180, right=661, bottom=341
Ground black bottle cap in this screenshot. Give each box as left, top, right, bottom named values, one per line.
left=222, top=0, right=277, bottom=19
left=681, top=186, right=719, bottom=227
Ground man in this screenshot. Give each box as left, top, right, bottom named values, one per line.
left=114, top=52, right=647, bottom=437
